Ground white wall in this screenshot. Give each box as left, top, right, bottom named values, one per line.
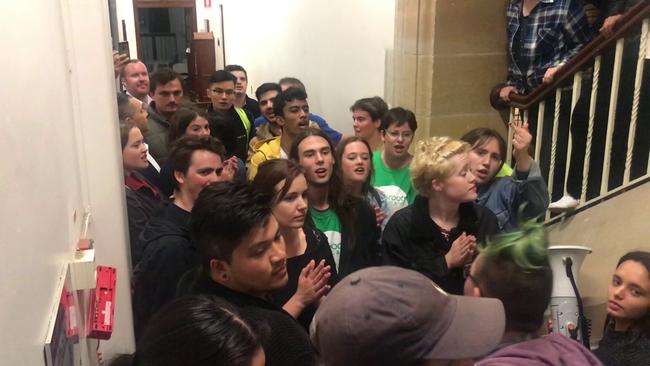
left=115, top=0, right=395, bottom=133
left=1, top=0, right=134, bottom=364
left=221, top=0, right=395, bottom=134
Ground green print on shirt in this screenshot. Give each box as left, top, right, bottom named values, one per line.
left=371, top=151, right=415, bottom=214
left=309, top=207, right=342, bottom=271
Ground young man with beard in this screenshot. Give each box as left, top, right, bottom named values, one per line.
left=206, top=70, right=254, bottom=164
left=132, top=136, right=228, bottom=340
left=461, top=124, right=548, bottom=232
left=145, top=69, right=184, bottom=161
left=372, top=107, right=418, bottom=217
left=276, top=77, right=342, bottom=145
left=120, top=60, right=152, bottom=106
left=247, top=87, right=311, bottom=180
left=180, top=182, right=317, bottom=366
left=225, top=64, right=261, bottom=119
left=249, top=83, right=283, bottom=148
left=290, top=128, right=380, bottom=278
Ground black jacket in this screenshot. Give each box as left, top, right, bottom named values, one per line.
left=594, top=325, right=650, bottom=366
left=271, top=224, right=339, bottom=330
left=207, top=106, right=253, bottom=162
left=382, top=196, right=498, bottom=294
left=124, top=172, right=165, bottom=268
left=132, top=203, right=197, bottom=341
left=178, top=268, right=317, bottom=366
left=244, top=95, right=261, bottom=119
left=337, top=199, right=381, bottom=278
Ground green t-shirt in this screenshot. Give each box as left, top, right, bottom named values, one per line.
left=371, top=151, right=415, bottom=216
left=309, top=207, right=342, bottom=270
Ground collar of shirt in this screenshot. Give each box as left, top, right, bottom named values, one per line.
left=125, top=91, right=152, bottom=106
left=125, top=173, right=159, bottom=198
left=145, top=143, right=161, bottom=172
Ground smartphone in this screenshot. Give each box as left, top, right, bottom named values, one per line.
left=118, top=41, right=130, bottom=59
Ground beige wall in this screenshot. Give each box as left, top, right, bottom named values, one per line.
left=389, top=0, right=509, bottom=141
left=547, top=182, right=650, bottom=340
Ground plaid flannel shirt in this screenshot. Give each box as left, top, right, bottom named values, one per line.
left=506, top=0, right=595, bottom=94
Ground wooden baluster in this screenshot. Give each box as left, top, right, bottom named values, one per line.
left=547, top=89, right=562, bottom=220
left=563, top=72, right=583, bottom=198
left=507, top=108, right=517, bottom=166
left=626, top=19, right=649, bottom=183
left=535, top=101, right=545, bottom=161
left=601, top=38, right=625, bottom=195
left=582, top=56, right=601, bottom=203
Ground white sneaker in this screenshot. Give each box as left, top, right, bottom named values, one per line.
left=548, top=195, right=579, bottom=213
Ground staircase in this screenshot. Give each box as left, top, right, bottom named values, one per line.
left=491, top=1, right=650, bottom=342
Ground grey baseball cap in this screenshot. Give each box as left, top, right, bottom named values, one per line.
left=310, top=266, right=505, bottom=365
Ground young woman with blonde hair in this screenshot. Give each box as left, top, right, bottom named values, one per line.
left=383, top=136, right=498, bottom=294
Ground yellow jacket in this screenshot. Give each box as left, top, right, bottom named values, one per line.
left=247, top=136, right=283, bottom=180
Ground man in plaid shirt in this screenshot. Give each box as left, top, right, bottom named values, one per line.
left=499, top=0, right=595, bottom=101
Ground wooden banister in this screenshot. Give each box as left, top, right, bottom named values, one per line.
left=490, top=1, right=650, bottom=111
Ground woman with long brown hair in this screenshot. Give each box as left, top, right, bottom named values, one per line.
left=594, top=251, right=650, bottom=365
left=251, top=159, right=336, bottom=329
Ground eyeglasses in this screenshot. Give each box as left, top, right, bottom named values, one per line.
left=463, top=264, right=477, bottom=282
left=385, top=130, right=413, bottom=139
left=211, top=88, right=235, bottom=96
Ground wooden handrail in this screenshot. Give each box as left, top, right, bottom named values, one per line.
left=491, top=1, right=650, bottom=111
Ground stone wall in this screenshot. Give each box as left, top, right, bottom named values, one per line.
left=388, top=0, right=509, bottom=141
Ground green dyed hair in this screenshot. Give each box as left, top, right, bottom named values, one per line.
left=479, top=219, right=548, bottom=270
left=474, top=220, right=552, bottom=332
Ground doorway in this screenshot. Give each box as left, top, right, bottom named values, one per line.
left=133, top=1, right=197, bottom=80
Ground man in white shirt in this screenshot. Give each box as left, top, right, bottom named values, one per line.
left=121, top=60, right=153, bottom=106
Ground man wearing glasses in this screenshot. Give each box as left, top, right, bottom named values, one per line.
left=372, top=107, right=418, bottom=221
left=461, top=123, right=548, bottom=232
left=132, top=135, right=229, bottom=341
left=206, top=70, right=254, bottom=164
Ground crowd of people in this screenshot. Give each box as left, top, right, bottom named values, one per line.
left=108, top=0, right=650, bottom=365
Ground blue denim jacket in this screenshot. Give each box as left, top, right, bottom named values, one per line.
left=477, top=161, right=549, bottom=232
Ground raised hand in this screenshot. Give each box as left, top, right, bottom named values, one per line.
left=283, top=260, right=331, bottom=318
left=510, top=121, right=533, bottom=172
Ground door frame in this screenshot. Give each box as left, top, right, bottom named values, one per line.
left=132, top=0, right=197, bottom=63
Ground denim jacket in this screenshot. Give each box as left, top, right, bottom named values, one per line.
left=477, top=161, right=549, bottom=232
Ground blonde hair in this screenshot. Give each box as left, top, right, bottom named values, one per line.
left=410, top=136, right=470, bottom=197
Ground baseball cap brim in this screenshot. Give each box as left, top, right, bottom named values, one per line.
left=427, top=294, right=506, bottom=360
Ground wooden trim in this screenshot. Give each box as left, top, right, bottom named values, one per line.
left=491, top=1, right=650, bottom=111
left=134, top=0, right=194, bottom=8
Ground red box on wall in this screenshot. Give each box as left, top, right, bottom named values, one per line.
left=87, top=266, right=116, bottom=340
